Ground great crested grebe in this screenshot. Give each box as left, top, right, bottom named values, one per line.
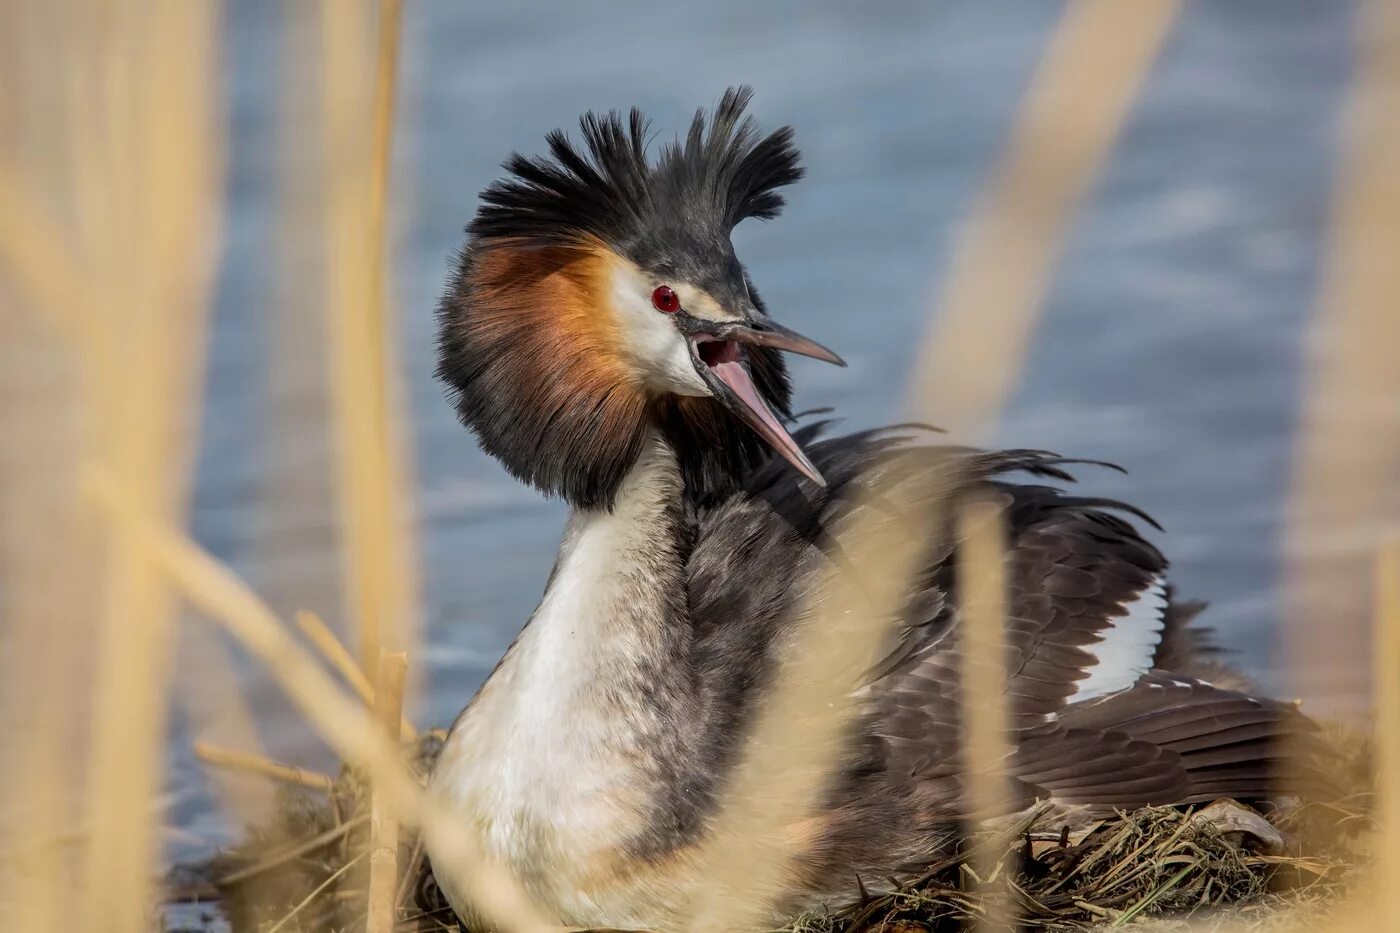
left=426, top=88, right=1315, bottom=930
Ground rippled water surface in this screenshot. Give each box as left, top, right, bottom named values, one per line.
left=177, top=0, right=1356, bottom=850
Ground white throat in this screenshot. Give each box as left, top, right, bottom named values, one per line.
left=428, top=433, right=694, bottom=922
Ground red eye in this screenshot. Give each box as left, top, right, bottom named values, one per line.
left=651, top=285, right=681, bottom=314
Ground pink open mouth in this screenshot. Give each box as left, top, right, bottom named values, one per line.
left=692, top=337, right=825, bottom=485
left=697, top=338, right=742, bottom=368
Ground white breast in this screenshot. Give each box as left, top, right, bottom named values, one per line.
left=427, top=437, right=689, bottom=922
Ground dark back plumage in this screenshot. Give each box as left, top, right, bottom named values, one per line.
left=668, top=430, right=1326, bottom=902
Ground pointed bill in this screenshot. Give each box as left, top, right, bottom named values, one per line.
left=704, top=349, right=826, bottom=486
left=730, top=316, right=846, bottom=367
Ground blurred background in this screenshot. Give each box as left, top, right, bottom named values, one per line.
left=4, top=0, right=1395, bottom=910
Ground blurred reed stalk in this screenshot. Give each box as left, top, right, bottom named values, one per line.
left=910, top=0, right=1181, bottom=442
left=0, top=162, right=96, bottom=933
left=366, top=650, right=407, bottom=933
left=297, top=609, right=419, bottom=741
left=320, top=0, right=421, bottom=683
left=1283, top=0, right=1400, bottom=712
left=249, top=0, right=342, bottom=633
left=91, top=0, right=542, bottom=924
left=1280, top=0, right=1400, bottom=928
left=685, top=459, right=966, bottom=932
left=957, top=497, right=1012, bottom=932
left=1, top=4, right=222, bottom=933
left=74, top=6, right=221, bottom=928
left=1375, top=544, right=1400, bottom=923
left=177, top=620, right=279, bottom=830
left=192, top=741, right=336, bottom=793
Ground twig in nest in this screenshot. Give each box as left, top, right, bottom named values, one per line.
left=219, top=814, right=369, bottom=886
left=295, top=610, right=418, bottom=741
left=367, top=651, right=408, bottom=933
left=266, top=848, right=369, bottom=933
left=194, top=741, right=336, bottom=793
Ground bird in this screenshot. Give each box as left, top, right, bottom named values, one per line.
left=425, top=87, right=1318, bottom=931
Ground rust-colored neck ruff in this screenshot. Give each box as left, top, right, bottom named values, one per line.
left=437, top=241, right=654, bottom=509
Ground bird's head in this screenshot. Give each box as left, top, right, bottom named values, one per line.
left=437, top=87, right=843, bottom=509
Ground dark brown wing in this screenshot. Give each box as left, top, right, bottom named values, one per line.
left=692, top=433, right=1192, bottom=792
left=864, top=457, right=1192, bottom=807
left=1055, top=672, right=1324, bottom=804
left=684, top=428, right=1318, bottom=898
left=871, top=469, right=1317, bottom=819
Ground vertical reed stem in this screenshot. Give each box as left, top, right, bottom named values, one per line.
left=320, top=0, right=417, bottom=685
left=1375, top=543, right=1400, bottom=921
left=1284, top=0, right=1400, bottom=710
left=75, top=5, right=220, bottom=930
left=957, top=497, right=1013, bottom=931
left=367, top=650, right=408, bottom=933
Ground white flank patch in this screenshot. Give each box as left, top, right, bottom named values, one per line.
left=1066, top=575, right=1169, bottom=702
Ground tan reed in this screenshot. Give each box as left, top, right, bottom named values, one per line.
left=366, top=650, right=408, bottom=933
left=957, top=496, right=1014, bottom=932
left=193, top=741, right=337, bottom=794
left=320, top=0, right=421, bottom=681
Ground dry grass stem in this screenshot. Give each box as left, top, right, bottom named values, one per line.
left=298, top=609, right=419, bottom=741
left=0, top=164, right=90, bottom=341
left=72, top=5, right=222, bottom=931
left=178, top=627, right=279, bottom=828
left=320, top=0, right=420, bottom=679
left=368, top=651, right=408, bottom=933
left=686, top=460, right=966, bottom=932
left=194, top=741, right=337, bottom=794
left=1275, top=0, right=1400, bottom=926
left=1283, top=0, right=1400, bottom=708
left=267, top=849, right=370, bottom=933
left=957, top=497, right=1014, bottom=931
left=686, top=4, right=1187, bottom=928
left=217, top=815, right=370, bottom=888
left=1374, top=543, right=1400, bottom=921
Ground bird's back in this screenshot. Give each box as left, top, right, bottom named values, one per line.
left=679, top=426, right=1317, bottom=907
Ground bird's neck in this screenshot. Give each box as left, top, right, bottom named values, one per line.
left=525, top=431, right=695, bottom=700
left=432, top=431, right=700, bottom=916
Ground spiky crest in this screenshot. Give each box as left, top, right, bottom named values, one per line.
left=470, top=86, right=803, bottom=256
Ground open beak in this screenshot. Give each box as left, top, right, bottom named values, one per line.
left=688, top=315, right=845, bottom=487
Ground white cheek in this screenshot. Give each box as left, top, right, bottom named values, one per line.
left=608, top=270, right=711, bottom=397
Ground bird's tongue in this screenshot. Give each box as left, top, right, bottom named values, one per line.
left=710, top=358, right=788, bottom=440
left=707, top=352, right=825, bottom=486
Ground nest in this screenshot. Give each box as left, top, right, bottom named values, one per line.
left=169, top=732, right=454, bottom=933
left=167, top=727, right=1372, bottom=932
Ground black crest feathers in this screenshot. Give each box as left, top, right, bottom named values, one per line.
left=469, top=86, right=804, bottom=254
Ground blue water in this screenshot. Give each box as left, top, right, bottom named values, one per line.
left=177, top=0, right=1355, bottom=854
